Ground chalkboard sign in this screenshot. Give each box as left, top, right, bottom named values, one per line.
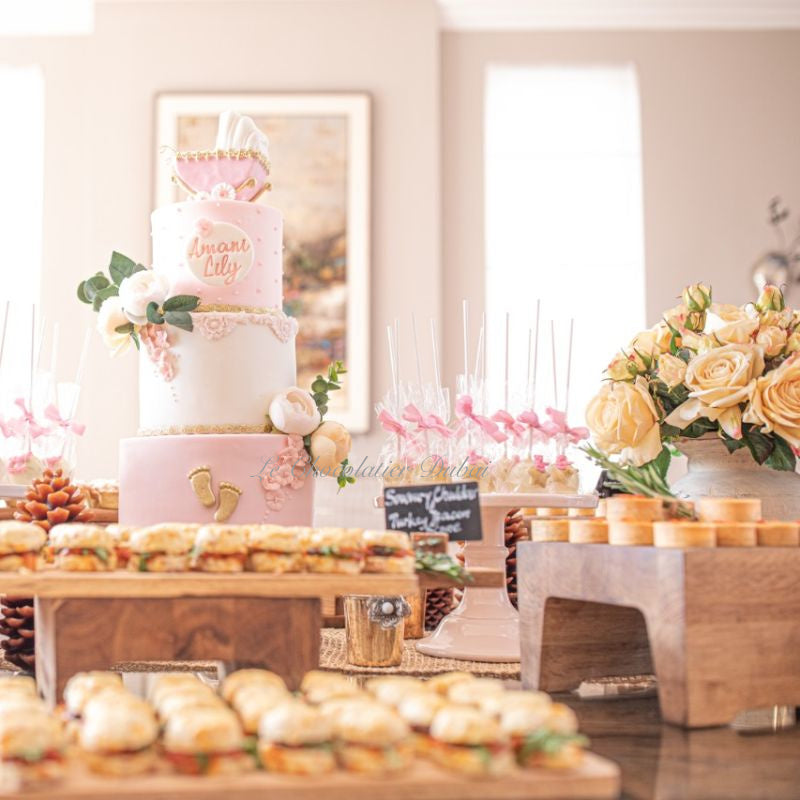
left=382, top=481, right=483, bottom=541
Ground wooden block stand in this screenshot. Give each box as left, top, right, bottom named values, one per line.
left=518, top=542, right=800, bottom=728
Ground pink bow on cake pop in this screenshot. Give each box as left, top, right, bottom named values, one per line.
left=377, top=409, right=410, bottom=439
left=517, top=409, right=550, bottom=444
left=542, top=407, right=589, bottom=443
left=455, top=395, right=507, bottom=444
left=402, top=404, right=452, bottom=438
left=490, top=410, right=526, bottom=444
left=13, top=398, right=48, bottom=439
left=44, top=405, right=86, bottom=436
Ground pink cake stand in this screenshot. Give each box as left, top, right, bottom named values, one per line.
left=414, top=492, right=597, bottom=663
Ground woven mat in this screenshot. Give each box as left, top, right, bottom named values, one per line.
left=318, top=628, right=521, bottom=679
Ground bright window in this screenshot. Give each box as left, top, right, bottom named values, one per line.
left=484, top=64, right=645, bottom=420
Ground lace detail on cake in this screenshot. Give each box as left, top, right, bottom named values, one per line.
left=192, top=310, right=298, bottom=343
left=140, top=323, right=176, bottom=382
left=260, top=434, right=310, bottom=515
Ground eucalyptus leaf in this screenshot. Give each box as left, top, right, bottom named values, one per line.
left=163, top=294, right=200, bottom=313
left=164, top=310, right=193, bottom=331
left=311, top=378, right=328, bottom=394
left=77, top=281, right=90, bottom=304
left=146, top=302, right=165, bottom=325
left=114, top=322, right=134, bottom=334
left=130, top=330, right=140, bottom=351
left=109, top=251, right=137, bottom=285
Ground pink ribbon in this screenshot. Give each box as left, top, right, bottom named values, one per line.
left=377, top=409, right=409, bottom=439
left=44, top=405, right=86, bottom=436
left=402, top=404, right=452, bottom=438
left=491, top=410, right=526, bottom=444
left=13, top=398, right=48, bottom=440
left=542, top=407, right=589, bottom=444
left=6, top=452, right=33, bottom=474
left=455, top=395, right=507, bottom=443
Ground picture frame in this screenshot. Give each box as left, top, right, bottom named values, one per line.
left=155, top=92, right=371, bottom=433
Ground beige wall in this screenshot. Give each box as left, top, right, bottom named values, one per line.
left=0, top=0, right=441, bottom=491
left=441, top=30, right=800, bottom=389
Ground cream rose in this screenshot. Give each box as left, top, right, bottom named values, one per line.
left=682, top=283, right=712, bottom=312
left=710, top=303, right=749, bottom=322
left=759, top=309, right=794, bottom=329
left=585, top=377, right=662, bottom=467
left=755, top=326, right=787, bottom=358
left=309, top=421, right=352, bottom=473
left=96, top=296, right=134, bottom=356
left=628, top=329, right=660, bottom=369
left=606, top=352, right=636, bottom=381
left=681, top=331, right=716, bottom=353
left=744, top=355, right=800, bottom=447
left=657, top=353, right=687, bottom=389
left=712, top=318, right=758, bottom=345
left=786, top=330, right=800, bottom=353
left=269, top=388, right=321, bottom=436
left=665, top=343, right=765, bottom=438
left=118, top=270, right=170, bottom=325
left=755, top=284, right=785, bottom=313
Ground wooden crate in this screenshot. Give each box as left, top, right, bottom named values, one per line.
left=0, top=754, right=620, bottom=799
left=518, top=542, right=800, bottom=728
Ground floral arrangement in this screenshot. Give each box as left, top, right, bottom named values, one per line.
left=265, top=361, right=355, bottom=490
left=586, top=283, right=800, bottom=487
left=77, top=251, right=200, bottom=354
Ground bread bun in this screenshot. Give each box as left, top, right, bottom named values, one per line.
left=397, top=691, right=447, bottom=730
left=50, top=524, right=115, bottom=571
left=147, top=673, right=207, bottom=705
left=428, top=706, right=512, bottom=776
left=303, top=528, right=364, bottom=573
left=430, top=706, right=503, bottom=745
left=0, top=521, right=46, bottom=556
left=163, top=708, right=243, bottom=755
left=247, top=525, right=301, bottom=554
left=258, top=699, right=332, bottom=745
left=79, top=702, right=158, bottom=754
left=50, top=524, right=111, bottom=550
left=63, top=672, right=123, bottom=716
left=192, top=525, right=248, bottom=571
left=480, top=689, right=551, bottom=718
left=130, top=526, right=190, bottom=555
left=0, top=675, right=37, bottom=696
left=232, top=685, right=292, bottom=734
left=0, top=710, right=63, bottom=763
left=334, top=703, right=409, bottom=746
left=221, top=669, right=287, bottom=704
left=446, top=677, right=505, bottom=707
left=426, top=671, right=475, bottom=696
left=365, top=676, right=423, bottom=707
left=154, top=686, right=225, bottom=720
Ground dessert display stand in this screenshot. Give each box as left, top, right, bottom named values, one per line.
left=517, top=542, right=800, bottom=728
left=0, top=571, right=417, bottom=705
left=377, top=493, right=597, bottom=663
left=0, top=754, right=620, bottom=800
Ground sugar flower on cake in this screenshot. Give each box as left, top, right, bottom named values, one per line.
left=309, top=421, right=352, bottom=472
left=585, top=282, right=800, bottom=491
left=96, top=296, right=135, bottom=356
left=118, top=270, right=170, bottom=325
left=268, top=388, right=321, bottom=436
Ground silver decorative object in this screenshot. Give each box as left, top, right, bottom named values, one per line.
left=751, top=197, right=800, bottom=303
left=367, top=596, right=411, bottom=629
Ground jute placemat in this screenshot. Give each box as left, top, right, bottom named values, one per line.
left=318, top=628, right=521, bottom=679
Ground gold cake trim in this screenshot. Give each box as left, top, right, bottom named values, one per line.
left=139, top=423, right=269, bottom=436
left=195, top=304, right=279, bottom=314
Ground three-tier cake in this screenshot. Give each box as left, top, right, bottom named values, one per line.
left=114, top=113, right=319, bottom=526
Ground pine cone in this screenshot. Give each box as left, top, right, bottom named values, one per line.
left=505, top=508, right=529, bottom=608
left=0, top=597, right=35, bottom=673
left=424, top=588, right=455, bottom=631
left=14, top=468, right=90, bottom=532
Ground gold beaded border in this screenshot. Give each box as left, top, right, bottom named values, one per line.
left=174, top=148, right=270, bottom=174
left=138, top=423, right=270, bottom=436
left=195, top=304, right=280, bottom=314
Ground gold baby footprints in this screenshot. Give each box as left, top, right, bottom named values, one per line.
left=188, top=466, right=241, bottom=521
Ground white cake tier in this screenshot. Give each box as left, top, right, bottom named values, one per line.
left=138, top=310, right=297, bottom=434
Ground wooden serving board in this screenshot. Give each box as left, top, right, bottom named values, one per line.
left=0, top=571, right=419, bottom=598
left=0, top=754, right=620, bottom=800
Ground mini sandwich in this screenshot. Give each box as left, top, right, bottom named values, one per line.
left=63, top=672, right=124, bottom=720
left=396, top=691, right=447, bottom=754
left=191, top=525, right=247, bottom=572
left=0, top=522, right=46, bottom=571
left=246, top=525, right=303, bottom=573
left=258, top=700, right=335, bottom=774
left=79, top=698, right=159, bottom=776
left=230, top=685, right=292, bottom=735
left=479, top=689, right=551, bottom=719
left=0, top=675, right=38, bottom=697
left=50, top=524, right=116, bottom=571
left=162, top=708, right=255, bottom=775
left=0, top=709, right=64, bottom=783
left=428, top=706, right=513, bottom=777
left=365, top=676, right=424, bottom=708
left=153, top=685, right=226, bottom=722
left=221, top=669, right=287, bottom=705
left=128, top=525, right=191, bottom=572
left=362, top=530, right=415, bottom=573
left=303, top=528, right=364, bottom=575
left=501, top=702, right=587, bottom=769
left=106, top=525, right=134, bottom=568
left=333, top=703, right=412, bottom=774
left=446, top=677, right=505, bottom=707
left=426, top=671, right=476, bottom=697
left=301, top=671, right=363, bottom=706
left=147, top=673, right=209, bottom=707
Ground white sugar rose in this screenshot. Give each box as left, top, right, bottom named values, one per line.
left=657, top=353, right=687, bottom=389
left=665, top=343, right=765, bottom=439
left=744, top=354, right=800, bottom=447
left=269, top=388, right=321, bottom=436
left=309, top=421, right=352, bottom=473
left=96, top=296, right=134, bottom=356
left=755, top=326, right=787, bottom=358
left=118, top=270, right=170, bottom=325
left=585, top=377, right=662, bottom=467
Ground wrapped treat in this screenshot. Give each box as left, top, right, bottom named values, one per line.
left=505, top=455, right=549, bottom=493
left=546, top=455, right=580, bottom=494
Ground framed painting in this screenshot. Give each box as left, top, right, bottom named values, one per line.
left=155, top=92, right=371, bottom=433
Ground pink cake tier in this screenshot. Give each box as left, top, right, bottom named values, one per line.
left=119, top=433, right=314, bottom=526
left=151, top=199, right=283, bottom=309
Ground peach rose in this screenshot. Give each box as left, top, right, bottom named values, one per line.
left=268, top=388, right=321, bottom=436
left=744, top=354, right=800, bottom=447
left=585, top=377, right=662, bottom=467
left=657, top=353, right=687, bottom=389
left=755, top=326, right=787, bottom=358
left=786, top=330, right=800, bottom=354
left=681, top=331, right=716, bottom=353
left=682, top=283, right=712, bottom=312
left=606, top=352, right=637, bottom=381
left=755, top=284, right=785, bottom=313
left=309, top=421, right=352, bottom=473
left=712, top=318, right=758, bottom=345
left=665, top=343, right=764, bottom=439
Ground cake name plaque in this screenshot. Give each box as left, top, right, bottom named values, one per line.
left=382, top=481, right=482, bottom=540
left=186, top=219, right=254, bottom=286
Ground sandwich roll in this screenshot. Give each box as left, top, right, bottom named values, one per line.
left=653, top=521, right=716, bottom=548
left=446, top=677, right=505, bottom=707
left=221, top=669, right=287, bottom=704
left=191, top=525, right=248, bottom=572
left=63, top=671, right=124, bottom=718
left=334, top=703, right=412, bottom=774
left=362, top=530, right=414, bottom=574
left=246, top=525, right=303, bottom=573
left=0, top=522, right=46, bottom=571
left=128, top=525, right=190, bottom=572
left=757, top=521, right=800, bottom=547
left=504, top=702, right=587, bottom=770
left=303, top=528, right=364, bottom=575
left=258, top=700, right=335, bottom=775
left=696, top=497, right=762, bottom=523
left=0, top=710, right=64, bottom=783
left=50, top=524, right=116, bottom=571
left=365, top=676, right=424, bottom=708
left=426, top=671, right=475, bottom=697
left=231, top=685, right=292, bottom=735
